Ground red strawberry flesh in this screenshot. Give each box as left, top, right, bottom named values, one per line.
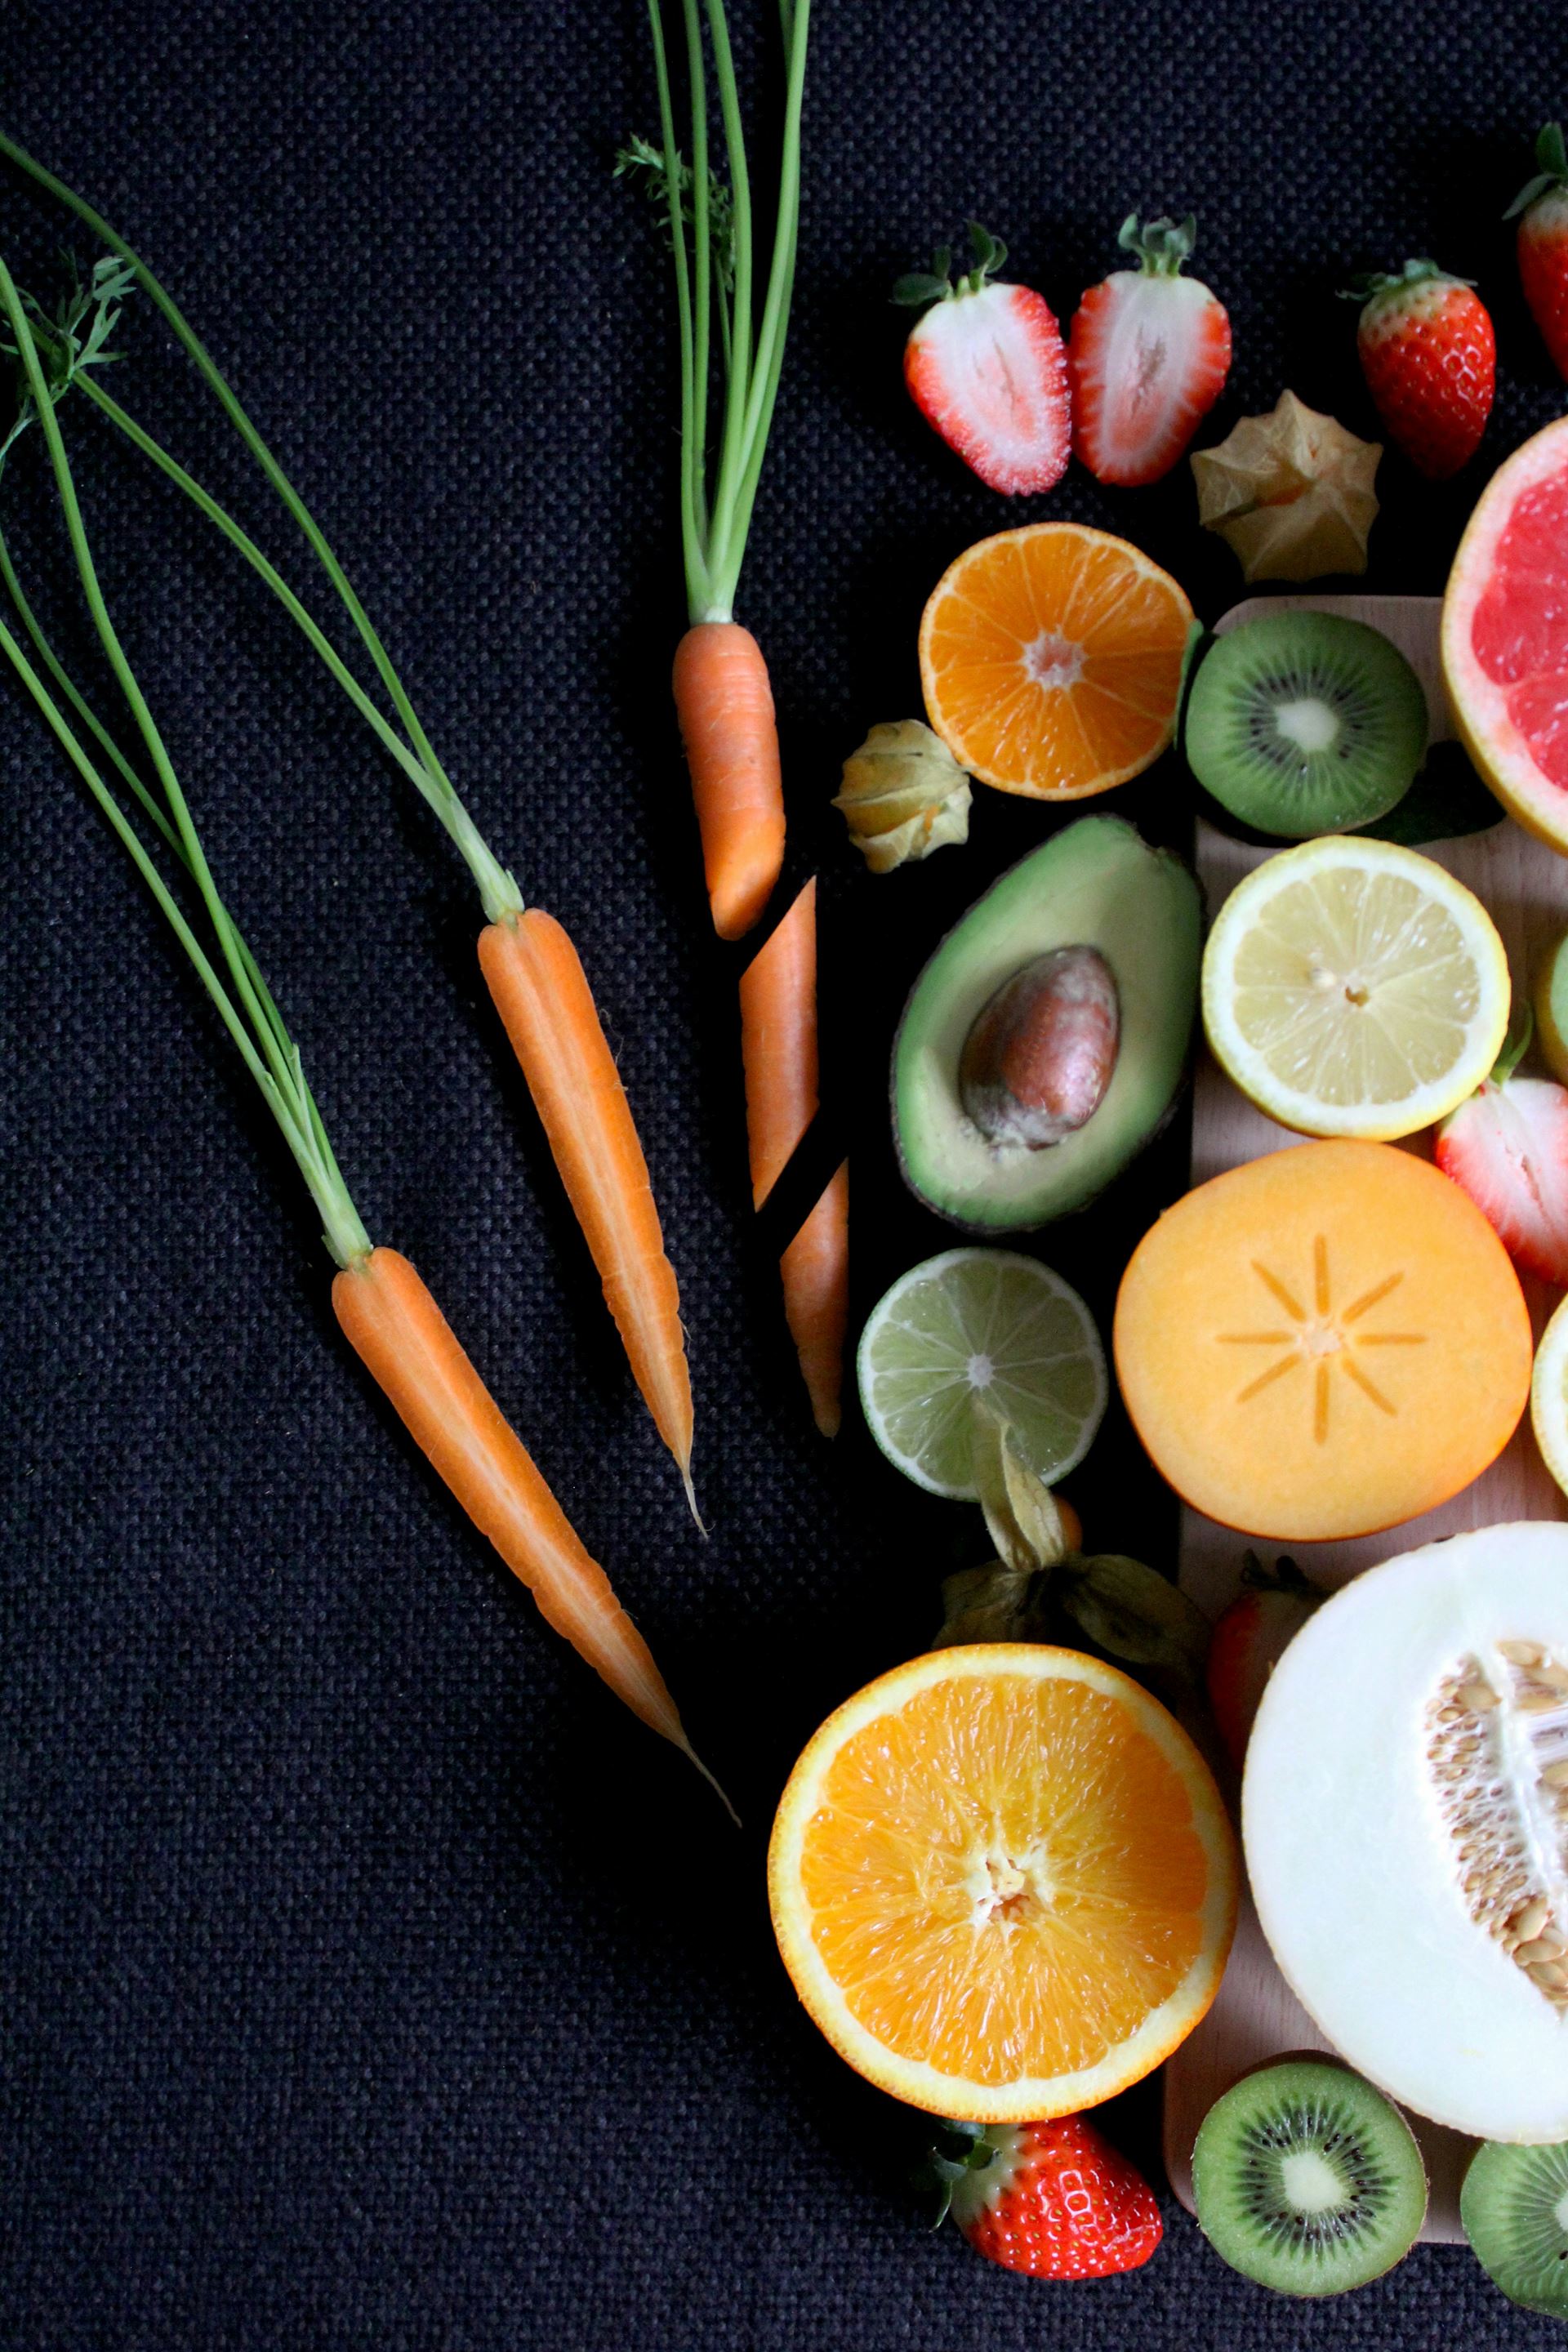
left=904, top=281, right=1070, bottom=495
left=1068, top=270, right=1231, bottom=486
left=1437, top=1075, right=1568, bottom=1285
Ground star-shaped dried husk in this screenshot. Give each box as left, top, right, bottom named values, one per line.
left=1192, top=390, right=1382, bottom=583
left=833, top=719, right=971, bottom=873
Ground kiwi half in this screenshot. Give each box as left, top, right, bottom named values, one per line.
left=1462, top=2139, right=1568, bottom=2319
left=1184, top=611, right=1428, bottom=838
left=1192, top=2057, right=1428, bottom=2296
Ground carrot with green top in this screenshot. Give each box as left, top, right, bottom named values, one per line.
left=0, top=247, right=728, bottom=1811
left=623, top=0, right=847, bottom=1428
left=0, top=139, right=699, bottom=1518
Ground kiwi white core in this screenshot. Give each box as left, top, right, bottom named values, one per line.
left=1275, top=696, right=1341, bottom=755
left=1245, top=1524, right=1568, bottom=2143
left=1282, top=2149, right=1346, bottom=2213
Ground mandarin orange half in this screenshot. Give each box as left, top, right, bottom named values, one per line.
left=919, top=523, right=1195, bottom=800
left=767, top=1644, right=1236, bottom=2121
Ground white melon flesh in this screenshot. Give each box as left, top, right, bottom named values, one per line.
left=1245, top=1524, right=1568, bottom=2144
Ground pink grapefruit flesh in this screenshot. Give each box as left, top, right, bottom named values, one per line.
left=1443, top=416, right=1568, bottom=841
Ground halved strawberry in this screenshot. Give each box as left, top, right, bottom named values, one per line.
left=1507, top=122, right=1568, bottom=382
left=894, top=224, right=1070, bottom=495
left=925, top=2115, right=1162, bottom=2279
left=1436, top=1015, right=1568, bottom=1284
left=1067, top=214, right=1232, bottom=487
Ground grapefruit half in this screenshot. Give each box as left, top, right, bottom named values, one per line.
left=1443, top=415, right=1568, bottom=849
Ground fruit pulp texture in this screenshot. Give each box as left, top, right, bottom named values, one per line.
left=921, top=527, right=1192, bottom=796
left=1115, top=1141, right=1530, bottom=1540
left=1471, top=471, right=1568, bottom=791
left=800, top=1669, right=1212, bottom=2086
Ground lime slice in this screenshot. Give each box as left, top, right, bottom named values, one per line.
left=1202, top=836, right=1510, bottom=1141
left=857, top=1248, right=1107, bottom=1498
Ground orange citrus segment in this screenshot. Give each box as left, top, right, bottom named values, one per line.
left=768, top=1645, right=1236, bottom=2120
left=919, top=523, right=1195, bottom=800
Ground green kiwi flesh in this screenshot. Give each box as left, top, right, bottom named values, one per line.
left=1184, top=612, right=1428, bottom=838
left=1462, top=2139, right=1568, bottom=2319
left=1192, top=2058, right=1428, bottom=2296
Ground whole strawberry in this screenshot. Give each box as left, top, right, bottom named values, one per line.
left=894, top=223, right=1071, bottom=495
left=1068, top=212, right=1232, bottom=486
left=1341, top=259, right=1495, bottom=479
left=1205, top=1553, right=1320, bottom=1771
left=925, top=2115, right=1162, bottom=2279
left=1507, top=122, right=1568, bottom=381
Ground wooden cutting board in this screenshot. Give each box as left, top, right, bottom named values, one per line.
left=1160, top=593, right=1568, bottom=2243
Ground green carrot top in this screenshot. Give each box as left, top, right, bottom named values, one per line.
left=621, top=0, right=810, bottom=626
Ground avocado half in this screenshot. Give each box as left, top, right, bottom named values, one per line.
left=892, top=815, right=1202, bottom=1232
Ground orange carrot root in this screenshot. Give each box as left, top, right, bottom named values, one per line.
left=478, top=909, right=698, bottom=1521
left=782, top=1162, right=849, bottom=1438
left=739, top=878, right=849, bottom=1434
left=738, top=876, right=817, bottom=1209
left=332, top=1246, right=731, bottom=1812
left=673, top=620, right=785, bottom=942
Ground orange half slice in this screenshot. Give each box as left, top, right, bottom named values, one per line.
left=919, top=523, right=1195, bottom=799
left=767, top=1645, right=1236, bottom=2120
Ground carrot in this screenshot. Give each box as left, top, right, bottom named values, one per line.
left=630, top=0, right=809, bottom=938
left=479, top=909, right=696, bottom=1517
left=739, top=878, right=849, bottom=1432
left=672, top=620, right=784, bottom=942
left=0, top=150, right=699, bottom=1512
left=739, top=876, right=818, bottom=1209
left=0, top=257, right=729, bottom=1812
left=781, top=1164, right=849, bottom=1439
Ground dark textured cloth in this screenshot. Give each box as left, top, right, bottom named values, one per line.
left=3, top=2, right=1567, bottom=2345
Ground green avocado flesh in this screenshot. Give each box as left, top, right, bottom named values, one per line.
left=892, top=816, right=1201, bottom=1232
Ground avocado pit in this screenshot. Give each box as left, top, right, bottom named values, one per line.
left=959, top=945, right=1120, bottom=1150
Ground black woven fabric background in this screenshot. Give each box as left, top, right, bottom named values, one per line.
left=5, top=2, right=1568, bottom=2345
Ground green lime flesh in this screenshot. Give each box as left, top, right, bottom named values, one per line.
left=892, top=815, right=1201, bottom=1232
left=1535, top=932, right=1568, bottom=1085
left=1192, top=2059, right=1428, bottom=2297
left=1185, top=612, right=1428, bottom=840
left=1462, top=2139, right=1568, bottom=2319
left=855, top=1246, right=1106, bottom=1498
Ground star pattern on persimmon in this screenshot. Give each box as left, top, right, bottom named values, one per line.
left=1217, top=1234, right=1428, bottom=1445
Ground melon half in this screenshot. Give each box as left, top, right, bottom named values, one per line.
left=1443, top=415, right=1568, bottom=849
left=1245, top=1525, right=1568, bottom=2143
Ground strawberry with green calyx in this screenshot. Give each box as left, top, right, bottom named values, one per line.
left=1205, top=1552, right=1321, bottom=1771
left=1339, top=259, right=1495, bottom=480
left=1507, top=122, right=1568, bottom=381
left=1067, top=213, right=1232, bottom=486
left=920, top=2115, right=1162, bottom=2278
left=893, top=223, right=1071, bottom=495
